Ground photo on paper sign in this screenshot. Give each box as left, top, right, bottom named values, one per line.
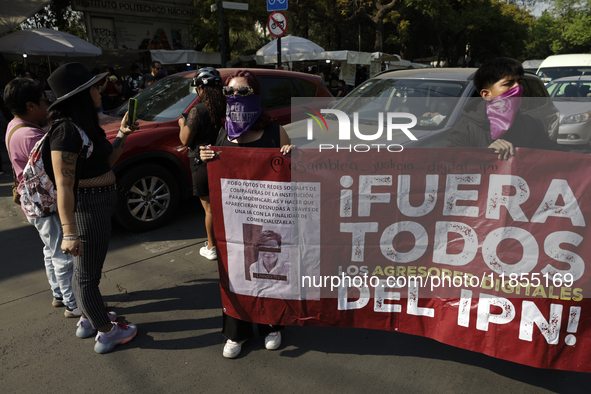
left=243, top=223, right=291, bottom=284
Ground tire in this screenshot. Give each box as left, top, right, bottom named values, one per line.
left=115, top=164, right=180, bottom=232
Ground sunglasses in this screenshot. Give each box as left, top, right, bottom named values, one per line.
left=223, top=86, right=254, bottom=97
left=39, top=98, right=52, bottom=105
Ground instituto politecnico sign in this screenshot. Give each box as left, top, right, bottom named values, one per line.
left=72, top=0, right=197, bottom=49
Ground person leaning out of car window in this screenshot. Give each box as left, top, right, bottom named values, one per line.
left=446, top=57, right=577, bottom=160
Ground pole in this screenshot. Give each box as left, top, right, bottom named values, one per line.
left=358, top=24, right=361, bottom=52
left=277, top=36, right=281, bottom=69
left=217, top=0, right=226, bottom=67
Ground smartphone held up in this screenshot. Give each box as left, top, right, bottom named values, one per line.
left=128, top=98, right=137, bottom=125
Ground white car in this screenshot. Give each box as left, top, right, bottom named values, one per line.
left=546, top=75, right=591, bottom=146
left=286, top=68, right=560, bottom=149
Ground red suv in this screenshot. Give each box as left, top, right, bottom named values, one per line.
left=100, top=68, right=332, bottom=231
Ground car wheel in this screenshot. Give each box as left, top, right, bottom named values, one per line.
left=115, top=164, right=180, bottom=231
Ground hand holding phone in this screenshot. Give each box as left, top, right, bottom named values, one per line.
left=128, top=98, right=137, bottom=125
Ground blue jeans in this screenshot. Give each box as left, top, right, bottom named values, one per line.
left=27, top=214, right=76, bottom=309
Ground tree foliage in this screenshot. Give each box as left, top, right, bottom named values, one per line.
left=21, top=0, right=86, bottom=39
left=524, top=0, right=591, bottom=57
left=190, top=0, right=270, bottom=60
left=20, top=0, right=591, bottom=66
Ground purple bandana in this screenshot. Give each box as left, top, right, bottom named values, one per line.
left=486, top=85, right=523, bottom=140
left=225, top=94, right=262, bottom=140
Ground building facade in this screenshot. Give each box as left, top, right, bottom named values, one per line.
left=72, top=0, right=197, bottom=50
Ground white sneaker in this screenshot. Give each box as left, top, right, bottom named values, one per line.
left=200, top=242, right=217, bottom=260
left=76, top=312, right=117, bottom=338
left=223, top=339, right=245, bottom=358
left=264, top=331, right=281, bottom=350
left=64, top=306, right=82, bottom=318
left=94, top=322, right=138, bottom=354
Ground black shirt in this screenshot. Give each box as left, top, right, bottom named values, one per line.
left=138, top=74, right=164, bottom=89
left=187, top=103, right=220, bottom=152
left=45, top=120, right=113, bottom=180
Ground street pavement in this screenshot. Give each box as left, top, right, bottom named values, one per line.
left=0, top=149, right=589, bottom=394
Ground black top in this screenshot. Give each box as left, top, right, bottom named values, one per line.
left=187, top=103, right=220, bottom=155
left=44, top=120, right=113, bottom=180
left=216, top=122, right=281, bottom=148
left=138, top=74, right=164, bottom=89
left=124, top=72, right=143, bottom=97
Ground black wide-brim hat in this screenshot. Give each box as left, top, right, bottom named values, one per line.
left=47, top=62, right=108, bottom=110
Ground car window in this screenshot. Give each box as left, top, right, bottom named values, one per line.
left=537, top=67, right=591, bottom=84
left=292, top=78, right=317, bottom=96
left=334, top=78, right=467, bottom=129
left=547, top=81, right=591, bottom=99
left=259, top=76, right=293, bottom=110
left=113, top=77, right=197, bottom=122
left=546, top=82, right=559, bottom=96
left=519, top=79, right=532, bottom=112
left=524, top=78, right=547, bottom=98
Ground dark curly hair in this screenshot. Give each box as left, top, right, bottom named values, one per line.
left=198, top=84, right=226, bottom=130
left=226, top=70, right=271, bottom=130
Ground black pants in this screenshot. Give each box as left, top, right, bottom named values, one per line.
left=222, top=313, right=283, bottom=342
left=73, top=190, right=117, bottom=329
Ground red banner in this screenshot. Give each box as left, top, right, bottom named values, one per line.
left=208, top=147, right=591, bottom=372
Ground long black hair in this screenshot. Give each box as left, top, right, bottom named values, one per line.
left=199, top=85, right=226, bottom=130
left=49, top=87, right=105, bottom=140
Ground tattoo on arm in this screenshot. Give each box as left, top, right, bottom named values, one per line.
left=112, top=137, right=125, bottom=150
left=61, top=151, right=77, bottom=166
left=60, top=151, right=77, bottom=179
left=61, top=167, right=76, bottom=179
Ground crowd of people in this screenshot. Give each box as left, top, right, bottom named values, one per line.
left=1, top=57, right=581, bottom=358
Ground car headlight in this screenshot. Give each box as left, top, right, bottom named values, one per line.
left=562, top=112, right=591, bottom=124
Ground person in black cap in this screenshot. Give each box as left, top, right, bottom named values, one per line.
left=46, top=62, right=139, bottom=354
left=178, top=67, right=225, bottom=260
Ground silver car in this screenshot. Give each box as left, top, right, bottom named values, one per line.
left=287, top=68, right=559, bottom=148
left=546, top=76, right=591, bottom=146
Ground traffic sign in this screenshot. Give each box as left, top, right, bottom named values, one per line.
left=267, top=0, right=288, bottom=12
left=267, top=11, right=288, bottom=38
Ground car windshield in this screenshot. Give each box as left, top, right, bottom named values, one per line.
left=333, top=78, right=468, bottom=129
left=113, top=77, right=198, bottom=122
left=547, top=81, right=591, bottom=100
left=537, top=67, right=591, bottom=84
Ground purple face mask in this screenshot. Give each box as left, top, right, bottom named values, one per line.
left=486, top=84, right=523, bottom=140
left=225, top=94, right=262, bottom=140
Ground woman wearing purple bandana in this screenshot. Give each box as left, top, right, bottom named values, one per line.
left=199, top=70, right=294, bottom=359
left=447, top=57, right=570, bottom=159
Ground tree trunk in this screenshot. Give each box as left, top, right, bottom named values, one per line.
left=371, top=0, right=401, bottom=52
